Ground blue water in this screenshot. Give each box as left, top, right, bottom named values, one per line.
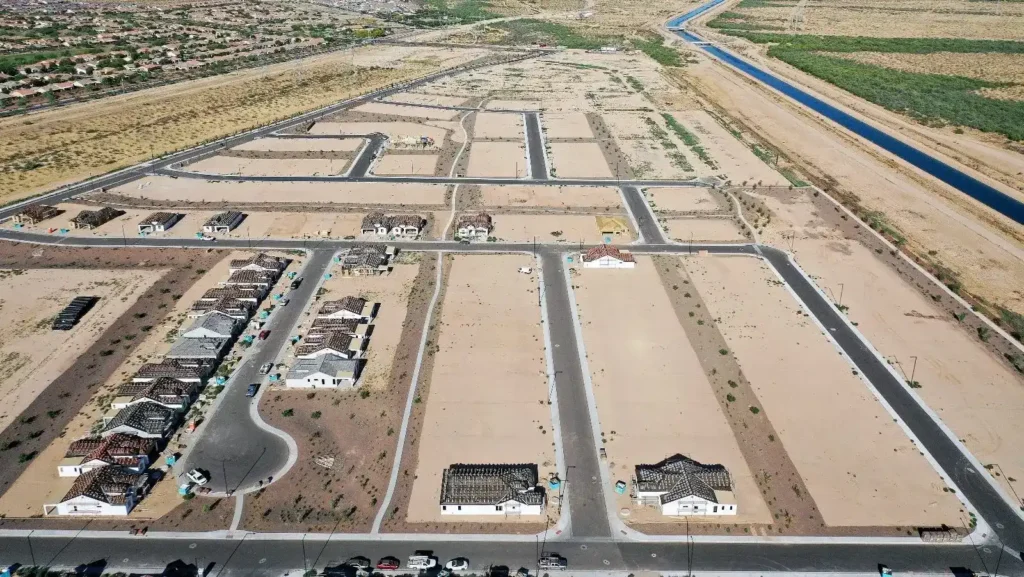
left=667, top=1, right=1024, bottom=225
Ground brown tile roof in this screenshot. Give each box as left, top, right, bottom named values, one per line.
left=457, top=213, right=492, bottom=229
left=135, top=359, right=206, bottom=380
left=582, top=245, right=634, bottom=263
left=116, top=377, right=197, bottom=405
left=72, top=207, right=125, bottom=228
left=229, top=253, right=285, bottom=271
left=102, top=402, right=177, bottom=437
left=191, top=297, right=254, bottom=315
left=224, top=270, right=275, bottom=285
left=138, top=212, right=178, bottom=226
left=310, top=318, right=362, bottom=333
left=60, top=466, right=146, bottom=506
left=65, top=433, right=155, bottom=467
left=199, top=287, right=262, bottom=302
left=15, top=204, right=61, bottom=223
left=319, top=296, right=366, bottom=316
left=296, top=331, right=354, bottom=357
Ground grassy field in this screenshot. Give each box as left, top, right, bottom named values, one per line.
left=397, top=0, right=499, bottom=27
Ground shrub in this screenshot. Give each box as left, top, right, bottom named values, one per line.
left=282, top=408, right=294, bottom=417
left=726, top=393, right=736, bottom=402
left=311, top=411, right=322, bottom=419
left=749, top=406, right=760, bottom=414
left=719, top=348, right=729, bottom=355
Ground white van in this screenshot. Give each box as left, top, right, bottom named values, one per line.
left=408, top=556, right=437, bottom=570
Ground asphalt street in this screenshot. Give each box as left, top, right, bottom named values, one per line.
left=347, top=134, right=389, bottom=178
left=540, top=252, right=610, bottom=538
left=524, top=112, right=548, bottom=180
left=180, top=250, right=335, bottom=494
left=619, top=186, right=665, bottom=243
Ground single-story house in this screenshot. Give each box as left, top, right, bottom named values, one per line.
left=137, top=212, right=181, bottom=233
left=166, top=336, right=229, bottom=361
left=318, top=296, right=377, bottom=321
left=229, top=253, right=286, bottom=276
left=49, top=466, right=149, bottom=516
left=181, top=311, right=239, bottom=339
left=71, top=207, right=125, bottom=230
left=101, top=402, right=179, bottom=440
left=633, top=454, right=737, bottom=516
left=198, top=286, right=264, bottom=304
left=581, top=245, right=636, bottom=269
left=310, top=317, right=371, bottom=338
left=440, top=464, right=546, bottom=516
left=57, top=434, right=155, bottom=478
left=340, top=245, right=392, bottom=276
left=111, top=378, right=198, bottom=412
left=360, top=212, right=425, bottom=238
left=188, top=297, right=254, bottom=320
left=295, top=331, right=366, bottom=359
left=285, top=354, right=362, bottom=389
left=202, top=211, right=246, bottom=233
left=456, top=213, right=492, bottom=240
left=132, top=359, right=207, bottom=383
left=222, top=269, right=275, bottom=289
left=13, top=204, right=62, bottom=225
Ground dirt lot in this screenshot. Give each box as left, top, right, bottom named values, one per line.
left=543, top=112, right=594, bottom=139
left=309, top=122, right=455, bottom=146
left=466, top=142, right=528, bottom=178
left=646, top=187, right=725, bottom=213
left=373, top=154, right=440, bottom=176
left=572, top=257, right=771, bottom=527
left=403, top=255, right=557, bottom=525
left=109, top=177, right=448, bottom=206
left=549, top=143, right=613, bottom=179
left=184, top=156, right=349, bottom=177
left=480, top=185, right=622, bottom=208
left=683, top=255, right=965, bottom=528
left=473, top=112, right=524, bottom=140
left=232, top=138, right=364, bottom=152
left=491, top=214, right=633, bottom=244
left=244, top=257, right=431, bottom=533
left=354, top=101, right=460, bottom=121
left=0, top=245, right=227, bottom=523
left=664, top=218, right=746, bottom=242
left=0, top=45, right=485, bottom=205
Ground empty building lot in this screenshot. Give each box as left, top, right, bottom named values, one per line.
left=309, top=122, right=455, bottom=146
left=183, top=156, right=350, bottom=177
left=684, top=255, right=964, bottom=528
left=491, top=215, right=633, bottom=245
left=466, top=142, right=528, bottom=178
left=571, top=257, right=772, bottom=528
left=646, top=187, right=724, bottom=213
left=231, top=138, right=365, bottom=152
left=542, top=112, right=594, bottom=139
left=479, top=185, right=623, bottom=209
left=665, top=218, right=747, bottom=242
left=549, top=143, right=613, bottom=179
left=473, top=112, right=524, bottom=140
left=404, top=254, right=556, bottom=524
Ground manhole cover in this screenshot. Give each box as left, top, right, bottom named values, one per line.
left=580, top=545, right=588, bottom=550
left=259, top=558, right=267, bottom=564
left=603, top=560, right=610, bottom=566
left=189, top=543, right=197, bottom=549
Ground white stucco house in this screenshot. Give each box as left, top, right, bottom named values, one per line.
left=633, top=454, right=737, bottom=516
left=285, top=354, right=362, bottom=388
left=439, top=464, right=545, bottom=516
left=318, top=296, right=378, bottom=321
left=581, top=245, right=636, bottom=269
left=48, top=467, right=149, bottom=516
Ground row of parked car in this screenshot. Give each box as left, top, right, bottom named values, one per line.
left=337, top=553, right=567, bottom=573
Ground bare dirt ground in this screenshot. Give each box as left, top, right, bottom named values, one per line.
left=683, top=255, right=966, bottom=529
left=480, top=185, right=622, bottom=208
left=109, top=177, right=448, bottom=207
left=0, top=45, right=486, bottom=205
left=668, top=111, right=788, bottom=186
left=354, top=102, right=461, bottom=121
left=645, top=187, right=725, bottom=213
left=0, top=269, right=162, bottom=434
left=543, top=112, right=594, bottom=139
left=402, top=255, right=556, bottom=527
left=571, top=257, right=772, bottom=528
left=245, top=258, right=429, bottom=533
left=385, top=93, right=470, bottom=108
left=232, top=138, right=365, bottom=152
left=466, top=142, right=528, bottom=177
left=373, top=154, right=440, bottom=176
left=491, top=214, right=632, bottom=244
left=0, top=245, right=226, bottom=526
left=184, top=156, right=349, bottom=177
left=309, top=122, right=455, bottom=145
left=549, top=143, right=613, bottom=179
left=664, top=218, right=746, bottom=242
left=473, top=112, right=524, bottom=140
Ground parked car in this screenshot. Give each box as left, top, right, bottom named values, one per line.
left=537, top=555, right=566, bottom=571
left=186, top=468, right=209, bottom=486
left=259, top=362, right=273, bottom=375
left=408, top=555, right=437, bottom=570
left=290, top=277, right=303, bottom=290
left=200, top=235, right=216, bottom=241
left=246, top=383, right=260, bottom=397
left=345, top=557, right=371, bottom=569
left=376, top=557, right=400, bottom=570
left=445, top=559, right=469, bottom=571
left=280, top=298, right=289, bottom=306
left=258, top=329, right=271, bottom=340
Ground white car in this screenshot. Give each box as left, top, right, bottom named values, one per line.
left=200, top=235, right=216, bottom=241
left=444, top=559, right=469, bottom=571
left=186, top=468, right=209, bottom=486
left=407, top=556, right=437, bottom=570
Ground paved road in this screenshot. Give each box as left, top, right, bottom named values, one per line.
left=539, top=252, right=610, bottom=538
left=1, top=534, right=1018, bottom=576
left=619, top=186, right=664, bottom=243
left=524, top=112, right=548, bottom=180
left=180, top=250, right=335, bottom=494
left=347, top=134, right=389, bottom=178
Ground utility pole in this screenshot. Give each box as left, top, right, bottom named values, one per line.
left=838, top=282, right=845, bottom=307
left=909, top=355, right=918, bottom=385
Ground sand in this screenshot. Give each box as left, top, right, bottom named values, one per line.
left=373, top=154, right=440, bottom=176
left=602, top=112, right=656, bottom=139
left=480, top=185, right=622, bottom=208
left=492, top=214, right=633, bottom=244
left=617, top=139, right=694, bottom=180
left=473, top=112, right=524, bottom=140
left=309, top=122, right=455, bottom=145
left=385, top=92, right=469, bottom=108
left=185, top=156, right=349, bottom=177
left=353, top=101, right=460, bottom=121
left=549, top=143, right=614, bottom=179
left=667, top=111, right=789, bottom=186
left=683, top=255, right=964, bottom=528
left=646, top=187, right=722, bottom=213
left=542, top=112, right=594, bottom=139
left=665, top=218, right=746, bottom=242
left=788, top=238, right=1024, bottom=507
left=466, top=142, right=528, bottom=178
left=111, top=176, right=448, bottom=206
left=231, top=137, right=365, bottom=152
left=0, top=269, right=163, bottom=434
left=485, top=100, right=543, bottom=111
left=572, top=257, right=772, bottom=525
left=225, top=212, right=366, bottom=239
left=406, top=255, right=555, bottom=523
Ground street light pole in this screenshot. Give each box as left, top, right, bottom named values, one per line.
left=838, top=283, right=845, bottom=307
left=910, top=355, right=918, bottom=385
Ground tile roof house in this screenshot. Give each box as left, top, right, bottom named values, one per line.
left=112, top=378, right=198, bottom=412
left=202, top=211, right=246, bottom=233
left=360, top=212, right=425, bottom=238
left=71, top=207, right=125, bottom=230
left=13, top=204, right=62, bottom=225
left=581, top=245, right=636, bottom=269
left=440, top=464, right=546, bottom=516
left=285, top=354, right=362, bottom=389
left=456, top=213, right=492, bottom=240
left=310, top=317, right=371, bottom=337
left=633, top=454, right=736, bottom=516
left=188, top=296, right=254, bottom=320
left=166, top=336, right=229, bottom=361
left=295, top=330, right=366, bottom=359
left=318, top=296, right=377, bottom=321
left=133, top=359, right=207, bottom=383
left=50, top=466, right=149, bottom=516
left=181, top=311, right=239, bottom=339
left=58, top=434, right=156, bottom=478
left=198, top=286, right=264, bottom=303
left=223, top=269, right=276, bottom=288
left=229, top=253, right=286, bottom=276
left=137, top=212, right=181, bottom=233
left=101, top=402, right=179, bottom=440
left=340, top=245, right=391, bottom=276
